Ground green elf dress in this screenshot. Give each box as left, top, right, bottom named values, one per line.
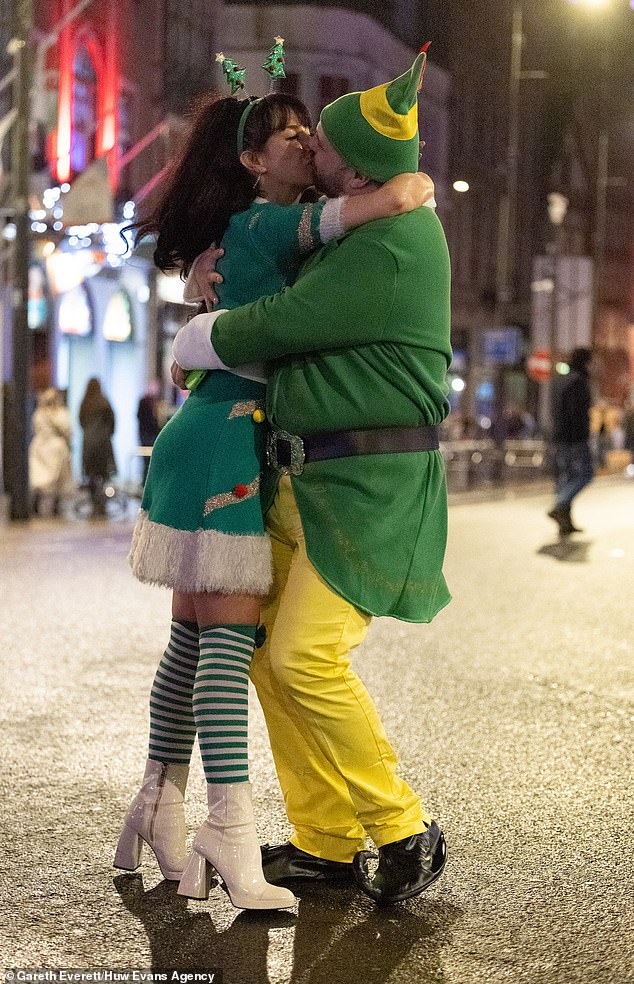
left=128, top=195, right=342, bottom=595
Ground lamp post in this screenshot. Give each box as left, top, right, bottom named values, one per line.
left=566, top=0, right=613, bottom=341
left=496, top=3, right=549, bottom=326
left=494, top=2, right=523, bottom=326
left=538, top=191, right=569, bottom=434
left=9, top=0, right=34, bottom=521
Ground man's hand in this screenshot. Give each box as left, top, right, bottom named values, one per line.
left=191, top=245, right=224, bottom=310
left=170, top=361, right=187, bottom=390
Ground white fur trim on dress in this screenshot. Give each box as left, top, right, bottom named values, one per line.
left=128, top=511, right=273, bottom=595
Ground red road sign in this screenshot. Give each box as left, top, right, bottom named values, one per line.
left=527, top=350, right=551, bottom=382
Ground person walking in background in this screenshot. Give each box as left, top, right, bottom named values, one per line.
left=623, top=399, right=634, bottom=463
left=78, top=377, right=115, bottom=517
left=547, top=347, right=594, bottom=536
left=136, top=381, right=161, bottom=483
left=29, top=387, right=73, bottom=517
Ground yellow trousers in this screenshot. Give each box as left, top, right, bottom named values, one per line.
left=251, top=475, right=429, bottom=862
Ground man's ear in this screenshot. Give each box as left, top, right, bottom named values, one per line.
left=239, top=149, right=266, bottom=178
left=348, top=172, right=375, bottom=192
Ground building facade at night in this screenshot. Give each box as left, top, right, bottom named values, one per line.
left=0, top=0, right=632, bottom=508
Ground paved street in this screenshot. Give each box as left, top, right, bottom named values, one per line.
left=1, top=478, right=633, bottom=984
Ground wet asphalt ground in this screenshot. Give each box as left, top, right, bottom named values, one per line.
left=1, top=477, right=633, bottom=984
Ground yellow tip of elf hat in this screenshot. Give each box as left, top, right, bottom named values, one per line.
left=320, top=43, right=430, bottom=183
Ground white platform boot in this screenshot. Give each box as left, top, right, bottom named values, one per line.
left=114, top=759, right=189, bottom=881
left=177, top=782, right=296, bottom=910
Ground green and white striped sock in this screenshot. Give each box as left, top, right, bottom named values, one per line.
left=193, top=624, right=256, bottom=784
left=148, top=618, right=199, bottom=764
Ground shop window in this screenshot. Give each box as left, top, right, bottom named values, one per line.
left=118, top=85, right=134, bottom=160
left=58, top=284, right=93, bottom=337
left=71, top=45, right=98, bottom=175
left=28, top=264, right=48, bottom=330
left=103, top=290, right=134, bottom=342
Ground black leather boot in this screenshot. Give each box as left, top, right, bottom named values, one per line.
left=353, top=822, right=447, bottom=904
left=564, top=505, right=584, bottom=533
left=261, top=842, right=355, bottom=883
left=547, top=505, right=574, bottom=536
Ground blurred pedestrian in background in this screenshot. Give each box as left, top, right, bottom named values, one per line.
left=623, top=399, right=634, bottom=462
left=591, top=401, right=611, bottom=470
left=79, top=377, right=115, bottom=517
left=136, top=381, right=161, bottom=483
left=503, top=403, right=535, bottom=439
left=547, top=347, right=594, bottom=536
left=29, top=387, right=73, bottom=517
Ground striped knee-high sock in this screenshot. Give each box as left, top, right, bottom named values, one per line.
left=148, top=618, right=199, bottom=764
left=193, top=624, right=256, bottom=784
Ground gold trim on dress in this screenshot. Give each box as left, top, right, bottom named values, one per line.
left=298, top=203, right=316, bottom=254
left=228, top=399, right=265, bottom=419
left=203, top=476, right=260, bottom=515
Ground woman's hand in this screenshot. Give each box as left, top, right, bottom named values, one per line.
left=170, top=361, right=187, bottom=390
left=191, top=245, right=224, bottom=310
left=381, top=172, right=436, bottom=214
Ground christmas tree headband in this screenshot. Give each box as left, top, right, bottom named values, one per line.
left=215, top=38, right=287, bottom=155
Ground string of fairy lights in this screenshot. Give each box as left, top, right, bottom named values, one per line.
left=3, top=187, right=136, bottom=270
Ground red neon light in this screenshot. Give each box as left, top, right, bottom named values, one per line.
left=53, top=3, right=119, bottom=187
left=55, top=3, right=73, bottom=182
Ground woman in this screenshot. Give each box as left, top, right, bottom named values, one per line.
left=118, top=89, right=431, bottom=910
left=29, top=388, right=73, bottom=516
left=79, top=378, right=115, bottom=517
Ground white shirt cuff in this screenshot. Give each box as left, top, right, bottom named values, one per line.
left=172, top=311, right=227, bottom=369
left=172, top=311, right=268, bottom=384
left=319, top=196, right=346, bottom=243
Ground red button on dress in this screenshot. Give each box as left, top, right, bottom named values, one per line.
left=233, top=484, right=248, bottom=499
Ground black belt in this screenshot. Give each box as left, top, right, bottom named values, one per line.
left=266, top=424, right=440, bottom=476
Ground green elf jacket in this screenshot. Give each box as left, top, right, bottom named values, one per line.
left=213, top=206, right=452, bottom=622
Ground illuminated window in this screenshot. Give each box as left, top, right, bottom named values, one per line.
left=28, top=264, right=48, bottom=330
left=103, top=291, right=133, bottom=342
left=58, top=285, right=93, bottom=337
left=71, top=45, right=98, bottom=174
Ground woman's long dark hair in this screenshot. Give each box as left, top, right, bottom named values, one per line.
left=131, top=92, right=312, bottom=275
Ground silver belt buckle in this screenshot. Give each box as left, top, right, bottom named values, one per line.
left=266, top=427, right=305, bottom=476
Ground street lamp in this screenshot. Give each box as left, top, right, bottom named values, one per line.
left=496, top=4, right=549, bottom=326
left=565, top=0, right=613, bottom=340
left=568, top=0, right=610, bottom=7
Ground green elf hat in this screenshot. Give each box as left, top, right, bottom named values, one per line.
left=320, top=42, right=430, bottom=183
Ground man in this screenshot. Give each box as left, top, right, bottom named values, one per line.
left=173, top=48, right=451, bottom=904
left=547, top=347, right=594, bottom=536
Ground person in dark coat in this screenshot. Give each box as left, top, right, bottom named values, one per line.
left=624, top=400, right=634, bottom=461
left=79, top=377, right=115, bottom=516
left=136, top=381, right=161, bottom=483
left=547, top=347, right=594, bottom=536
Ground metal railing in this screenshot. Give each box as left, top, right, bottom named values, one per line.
left=441, top=439, right=550, bottom=492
